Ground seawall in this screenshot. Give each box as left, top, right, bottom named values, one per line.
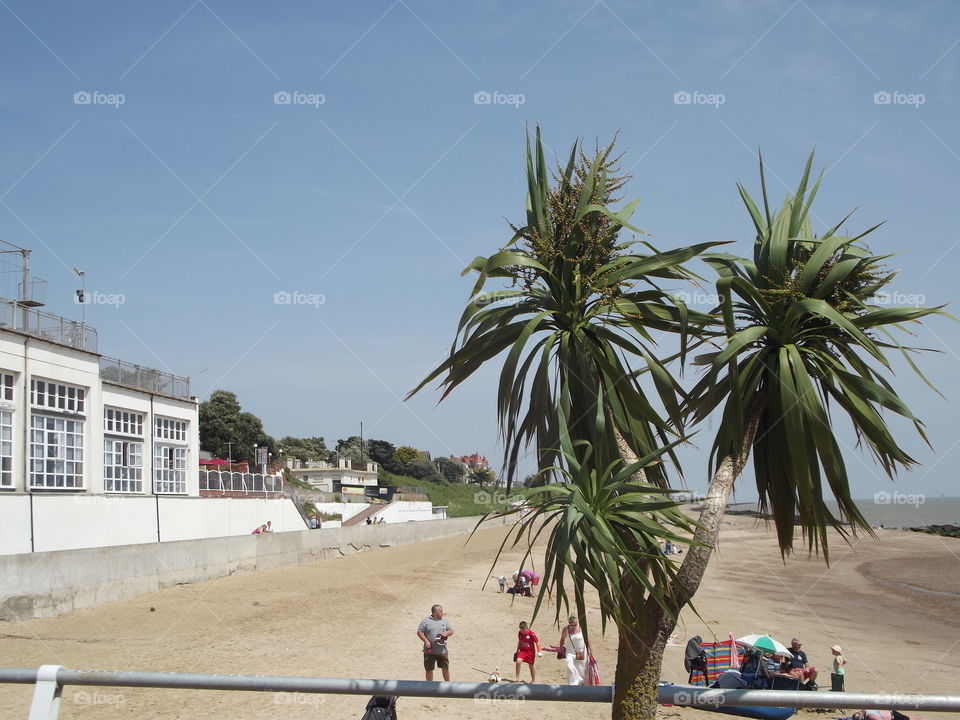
left=0, top=514, right=507, bottom=622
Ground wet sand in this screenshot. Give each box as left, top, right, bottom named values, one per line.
left=0, top=514, right=957, bottom=719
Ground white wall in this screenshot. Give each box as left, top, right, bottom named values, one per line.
left=158, top=497, right=304, bottom=541
left=0, top=495, right=308, bottom=554
left=32, top=495, right=157, bottom=552
left=376, top=501, right=434, bottom=523
left=0, top=494, right=31, bottom=554
left=306, top=501, right=434, bottom=524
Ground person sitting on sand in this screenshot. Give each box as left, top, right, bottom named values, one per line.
left=787, top=638, right=818, bottom=686
left=852, top=710, right=927, bottom=720
left=513, top=621, right=541, bottom=682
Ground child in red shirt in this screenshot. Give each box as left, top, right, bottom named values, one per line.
left=514, top=621, right=541, bottom=682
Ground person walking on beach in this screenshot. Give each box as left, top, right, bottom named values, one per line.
left=830, top=644, right=846, bottom=691
left=559, top=615, right=591, bottom=685
left=513, top=621, right=541, bottom=682
left=417, top=604, right=453, bottom=681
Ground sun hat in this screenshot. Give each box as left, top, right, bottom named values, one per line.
left=831, top=645, right=842, bottom=652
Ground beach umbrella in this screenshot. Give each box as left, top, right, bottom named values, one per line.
left=736, top=634, right=794, bottom=658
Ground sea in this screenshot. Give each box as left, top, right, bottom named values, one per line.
left=727, top=496, right=960, bottom=529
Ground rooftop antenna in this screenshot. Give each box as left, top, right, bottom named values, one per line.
left=73, top=268, right=85, bottom=348
left=0, top=239, right=44, bottom=333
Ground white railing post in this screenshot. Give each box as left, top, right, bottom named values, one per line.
left=27, top=665, right=62, bottom=720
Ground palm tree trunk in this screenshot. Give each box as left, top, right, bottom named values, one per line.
left=611, top=390, right=766, bottom=720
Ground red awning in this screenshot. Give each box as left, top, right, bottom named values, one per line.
left=200, top=458, right=230, bottom=466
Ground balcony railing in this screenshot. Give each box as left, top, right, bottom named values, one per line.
left=0, top=297, right=98, bottom=351
left=100, top=356, right=191, bottom=399
left=200, top=470, right=284, bottom=495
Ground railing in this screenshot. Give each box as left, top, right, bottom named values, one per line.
left=2, top=666, right=958, bottom=719
left=100, top=356, right=191, bottom=399
left=0, top=297, right=98, bottom=351
left=199, top=471, right=284, bottom=495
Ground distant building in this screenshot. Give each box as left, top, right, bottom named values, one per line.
left=286, top=456, right=379, bottom=494
left=458, top=453, right=489, bottom=469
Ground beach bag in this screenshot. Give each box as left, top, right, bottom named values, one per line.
left=361, top=695, right=397, bottom=720
left=557, top=648, right=566, bottom=660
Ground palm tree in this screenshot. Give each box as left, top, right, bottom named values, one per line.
left=408, top=128, right=718, bottom=719
left=602, top=154, right=946, bottom=718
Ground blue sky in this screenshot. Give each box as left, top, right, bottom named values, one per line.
left=1, top=1, right=958, bottom=501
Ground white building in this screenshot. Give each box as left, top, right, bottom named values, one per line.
left=286, top=457, right=379, bottom=494
left=0, top=299, right=198, bottom=497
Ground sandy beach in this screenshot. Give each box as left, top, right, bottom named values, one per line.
left=1, top=513, right=958, bottom=719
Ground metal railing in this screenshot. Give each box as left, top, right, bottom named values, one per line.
left=100, top=356, right=191, bottom=399
left=2, top=666, right=958, bottom=719
left=0, top=297, right=98, bottom=351
left=199, top=471, right=284, bottom=494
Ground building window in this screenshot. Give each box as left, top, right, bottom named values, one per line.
left=0, top=409, right=11, bottom=487
left=104, top=439, right=143, bottom=493
left=154, top=417, right=186, bottom=442
left=30, top=379, right=85, bottom=414
left=0, top=373, right=13, bottom=402
left=30, top=415, right=84, bottom=488
left=154, top=444, right=187, bottom=494
left=104, top=408, right=143, bottom=437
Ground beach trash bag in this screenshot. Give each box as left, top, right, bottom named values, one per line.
left=361, top=695, right=397, bottom=720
